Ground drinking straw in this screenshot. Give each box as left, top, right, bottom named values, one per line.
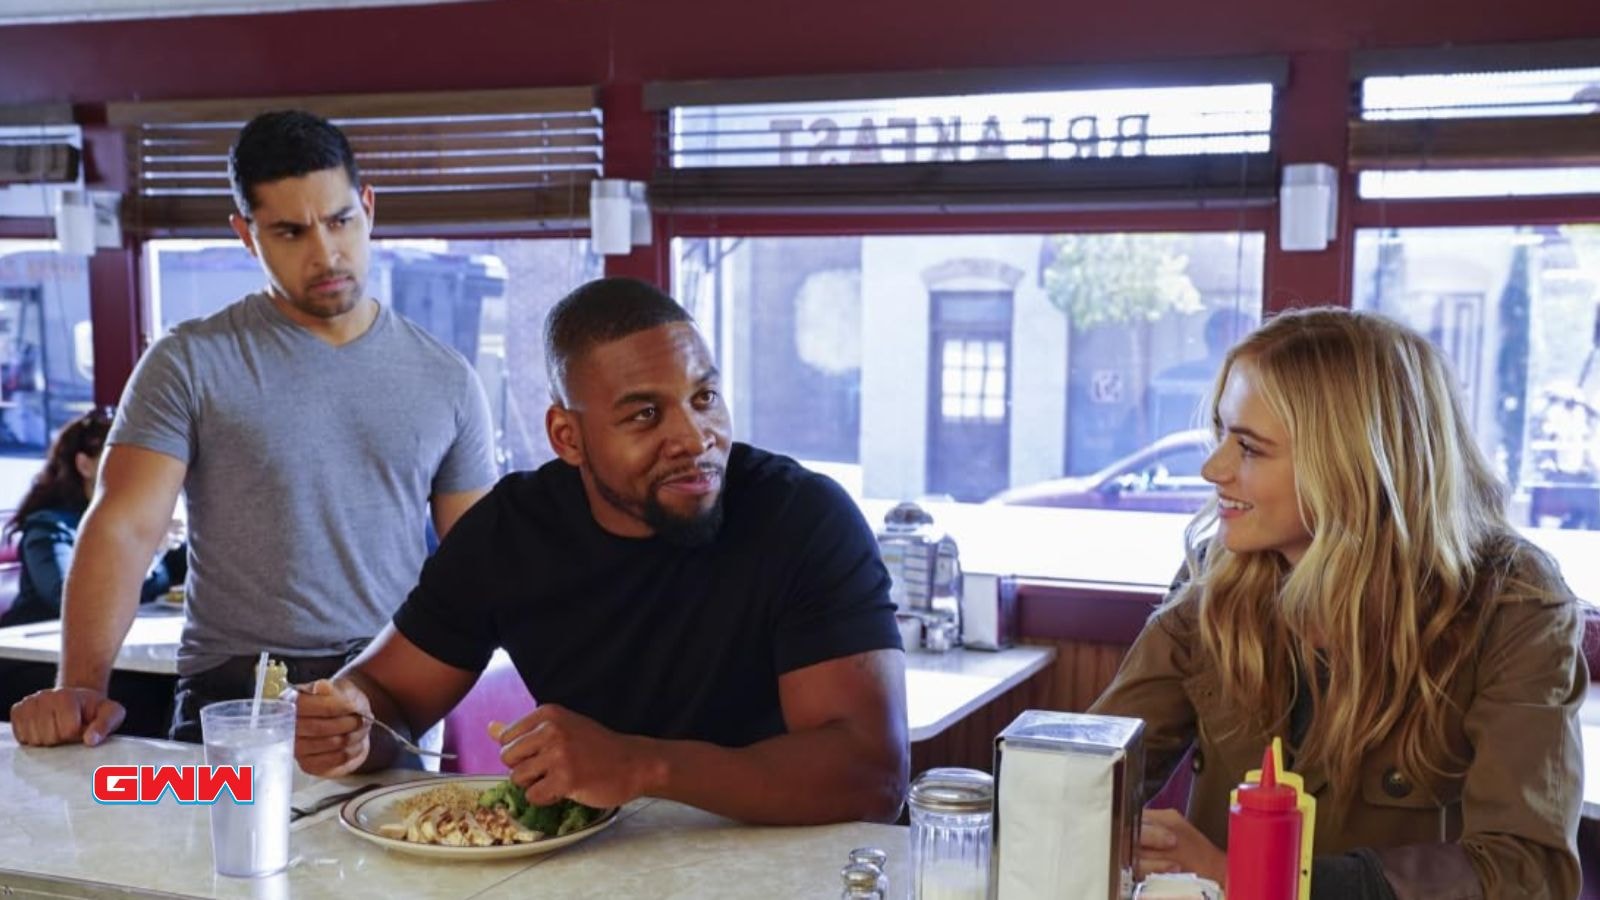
left=249, top=650, right=269, bottom=727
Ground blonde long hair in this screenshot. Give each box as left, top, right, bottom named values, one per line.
left=1175, top=307, right=1514, bottom=799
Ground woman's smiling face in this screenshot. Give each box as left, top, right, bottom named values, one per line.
left=1202, top=359, right=1312, bottom=566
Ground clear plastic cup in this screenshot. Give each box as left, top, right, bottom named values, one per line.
left=200, top=698, right=296, bottom=878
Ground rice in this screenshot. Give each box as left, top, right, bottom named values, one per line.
left=395, top=784, right=479, bottom=818
left=380, top=783, right=541, bottom=846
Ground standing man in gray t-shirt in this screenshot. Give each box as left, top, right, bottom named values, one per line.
left=11, top=111, right=498, bottom=746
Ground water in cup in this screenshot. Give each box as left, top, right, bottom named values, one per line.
left=201, top=698, right=295, bottom=878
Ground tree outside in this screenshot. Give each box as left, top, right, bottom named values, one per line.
left=1044, top=233, right=1204, bottom=471
left=1043, top=234, right=1201, bottom=331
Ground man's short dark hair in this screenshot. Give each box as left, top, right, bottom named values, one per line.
left=228, top=110, right=362, bottom=216
left=545, top=277, right=693, bottom=403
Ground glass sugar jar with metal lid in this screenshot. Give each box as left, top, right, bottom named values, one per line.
left=908, top=767, right=993, bottom=900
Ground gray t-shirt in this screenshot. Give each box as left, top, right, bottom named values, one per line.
left=109, top=292, right=497, bottom=675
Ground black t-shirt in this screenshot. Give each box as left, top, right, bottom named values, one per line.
left=393, top=443, right=901, bottom=748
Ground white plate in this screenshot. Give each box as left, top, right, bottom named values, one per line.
left=338, top=776, right=619, bottom=860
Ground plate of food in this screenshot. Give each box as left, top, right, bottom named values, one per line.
left=338, top=777, right=617, bottom=860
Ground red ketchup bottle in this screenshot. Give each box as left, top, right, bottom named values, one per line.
left=1226, top=746, right=1302, bottom=900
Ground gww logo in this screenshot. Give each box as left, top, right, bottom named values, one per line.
left=92, top=765, right=253, bottom=804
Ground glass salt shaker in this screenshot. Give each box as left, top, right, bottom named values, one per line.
left=909, top=767, right=993, bottom=900
left=848, top=847, right=889, bottom=894
left=841, top=861, right=886, bottom=899
left=849, top=846, right=889, bottom=871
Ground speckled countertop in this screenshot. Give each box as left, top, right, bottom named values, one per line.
left=0, top=724, right=909, bottom=899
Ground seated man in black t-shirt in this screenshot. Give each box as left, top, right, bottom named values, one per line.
left=294, top=277, right=909, bottom=825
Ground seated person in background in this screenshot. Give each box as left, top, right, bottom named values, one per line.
left=1091, top=308, right=1585, bottom=899
left=296, top=277, right=909, bottom=826
left=0, top=408, right=183, bottom=628
left=0, top=408, right=185, bottom=724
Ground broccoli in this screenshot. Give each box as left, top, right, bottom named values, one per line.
left=476, top=780, right=528, bottom=818
left=478, top=778, right=605, bottom=836
left=518, top=801, right=565, bottom=836
left=556, top=802, right=601, bottom=836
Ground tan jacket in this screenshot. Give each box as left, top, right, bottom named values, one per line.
left=1090, top=541, right=1587, bottom=900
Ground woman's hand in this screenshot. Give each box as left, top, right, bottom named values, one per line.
left=1137, top=808, right=1227, bottom=884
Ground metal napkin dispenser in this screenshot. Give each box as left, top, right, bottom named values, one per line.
left=961, top=572, right=1018, bottom=651
left=993, top=710, right=1145, bottom=900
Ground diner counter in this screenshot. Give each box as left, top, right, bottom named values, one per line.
left=0, top=723, right=911, bottom=899
left=0, top=604, right=184, bottom=675
left=904, top=644, right=1053, bottom=741
left=0, top=610, right=1054, bottom=744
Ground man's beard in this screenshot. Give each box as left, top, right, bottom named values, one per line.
left=289, top=273, right=362, bottom=319
left=592, top=467, right=726, bottom=548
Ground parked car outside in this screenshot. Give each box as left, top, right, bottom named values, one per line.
left=986, top=429, right=1214, bottom=513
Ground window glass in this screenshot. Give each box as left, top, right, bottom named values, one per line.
left=669, top=83, right=1274, bottom=168
left=1360, top=67, right=1600, bottom=120
left=1353, top=224, right=1600, bottom=600
left=0, top=242, right=94, bottom=507
left=1360, top=168, right=1600, bottom=199
left=145, top=238, right=600, bottom=472
left=674, top=232, right=1263, bottom=581
left=1356, top=67, right=1600, bottom=198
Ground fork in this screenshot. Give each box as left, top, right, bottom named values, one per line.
left=291, top=783, right=381, bottom=822
left=358, top=713, right=457, bottom=760
left=290, top=680, right=457, bottom=760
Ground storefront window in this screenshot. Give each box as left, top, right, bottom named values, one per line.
left=1354, top=224, right=1600, bottom=596
left=674, top=231, right=1263, bottom=581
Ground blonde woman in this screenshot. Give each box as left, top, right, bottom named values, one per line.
left=1090, top=308, right=1586, bottom=899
